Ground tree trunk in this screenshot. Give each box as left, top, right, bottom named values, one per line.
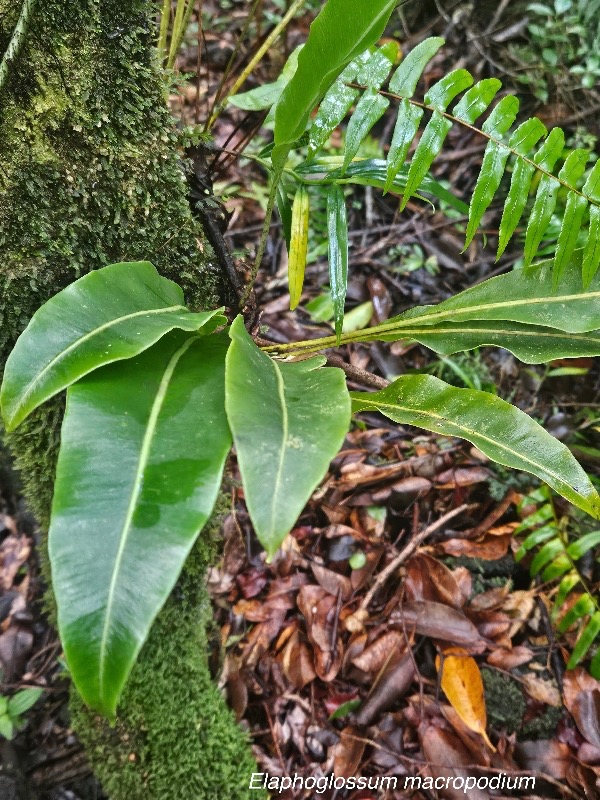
left=0, top=2, right=263, bottom=797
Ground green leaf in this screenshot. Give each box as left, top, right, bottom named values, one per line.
left=389, top=37, right=445, bottom=97
left=307, top=52, right=370, bottom=159
left=541, top=553, right=571, bottom=582
left=273, top=0, right=398, bottom=166
left=554, top=573, right=580, bottom=613
left=276, top=184, right=293, bottom=250
left=385, top=100, right=423, bottom=192
left=452, top=78, right=502, bottom=124
left=497, top=119, right=548, bottom=259
left=530, top=538, right=565, bottom=575
left=288, top=186, right=310, bottom=310
left=342, top=301, right=373, bottom=333
left=7, top=688, right=43, bottom=717
left=385, top=251, right=600, bottom=334
left=0, top=262, right=224, bottom=432
left=49, top=331, right=232, bottom=717
left=582, top=160, right=600, bottom=286
left=568, top=611, right=600, bottom=669
left=558, top=594, right=596, bottom=633
left=463, top=96, right=520, bottom=248
left=0, top=715, right=14, bottom=740
left=342, top=89, right=390, bottom=173
left=351, top=375, right=600, bottom=518
left=225, top=317, right=351, bottom=557
left=553, top=149, right=589, bottom=287
left=523, top=127, right=565, bottom=267
left=567, top=529, right=600, bottom=559
left=327, top=184, right=349, bottom=343
left=356, top=41, right=398, bottom=87
left=423, top=68, right=473, bottom=111
left=400, top=112, right=453, bottom=210
left=229, top=45, right=302, bottom=111
left=376, top=319, right=600, bottom=363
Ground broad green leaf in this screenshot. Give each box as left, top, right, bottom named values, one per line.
left=0, top=262, right=224, bottom=431
left=225, top=317, right=351, bottom=557
left=342, top=89, right=390, bottom=173
left=273, top=0, right=398, bottom=167
left=553, top=149, right=589, bottom=287
left=50, top=331, right=232, bottom=717
left=401, top=112, right=453, bottom=210
left=0, top=716, right=14, bottom=740
left=385, top=100, right=423, bottom=192
left=351, top=375, right=600, bottom=518
left=497, top=119, right=547, bottom=259
left=452, top=79, right=502, bottom=124
left=389, top=37, right=445, bottom=97
left=582, top=161, right=600, bottom=286
left=568, top=611, right=600, bottom=669
left=288, top=186, right=310, bottom=310
left=307, top=52, right=371, bottom=159
left=516, top=524, right=557, bottom=562
left=523, top=127, right=565, bottom=267
left=342, top=301, right=373, bottom=333
left=386, top=250, right=600, bottom=333
left=7, top=688, right=43, bottom=717
left=376, top=319, right=600, bottom=363
left=327, top=184, right=349, bottom=343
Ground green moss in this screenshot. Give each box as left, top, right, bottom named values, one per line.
left=0, top=2, right=260, bottom=797
left=482, top=668, right=526, bottom=733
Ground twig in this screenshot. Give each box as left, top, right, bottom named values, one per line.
left=0, top=0, right=38, bottom=93
left=357, top=503, right=471, bottom=616
left=325, top=355, right=389, bottom=390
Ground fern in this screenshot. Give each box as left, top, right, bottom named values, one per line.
left=253, top=36, right=600, bottom=327
left=516, top=486, right=600, bottom=676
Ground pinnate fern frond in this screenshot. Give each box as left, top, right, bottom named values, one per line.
left=516, top=487, right=600, bottom=677
left=307, top=37, right=600, bottom=288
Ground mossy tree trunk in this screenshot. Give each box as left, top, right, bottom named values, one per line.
left=0, top=2, right=263, bottom=797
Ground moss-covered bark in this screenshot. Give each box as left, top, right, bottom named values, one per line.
left=0, top=2, right=264, bottom=797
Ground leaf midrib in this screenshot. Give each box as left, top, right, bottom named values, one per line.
left=356, top=397, right=594, bottom=503
left=10, top=304, right=188, bottom=424
left=97, top=334, right=195, bottom=702
left=267, top=359, right=289, bottom=542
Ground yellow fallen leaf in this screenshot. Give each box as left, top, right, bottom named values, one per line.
left=288, top=185, right=309, bottom=310
left=435, top=646, right=496, bottom=751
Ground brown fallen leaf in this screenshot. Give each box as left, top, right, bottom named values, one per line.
left=420, top=721, right=488, bottom=800
left=351, top=630, right=404, bottom=675
left=522, top=673, right=561, bottom=707
left=436, top=647, right=495, bottom=751
left=311, top=563, right=352, bottom=601
left=515, top=739, right=571, bottom=779
left=279, top=627, right=316, bottom=690
left=354, top=649, right=415, bottom=726
left=563, top=669, right=600, bottom=749
left=486, top=646, right=533, bottom=670
left=333, top=726, right=365, bottom=779
left=436, top=466, right=491, bottom=488
left=392, top=601, right=486, bottom=651
left=297, top=585, right=342, bottom=681
left=405, top=553, right=465, bottom=609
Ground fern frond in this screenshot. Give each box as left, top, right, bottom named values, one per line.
left=516, top=487, right=600, bottom=676
left=303, top=37, right=600, bottom=285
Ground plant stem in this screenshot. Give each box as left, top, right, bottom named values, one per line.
left=207, top=0, right=306, bottom=129
left=239, top=166, right=283, bottom=308
left=157, top=0, right=171, bottom=65
left=167, top=0, right=196, bottom=70
left=0, top=0, right=38, bottom=93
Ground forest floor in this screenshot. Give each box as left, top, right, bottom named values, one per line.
left=2, top=1, right=600, bottom=798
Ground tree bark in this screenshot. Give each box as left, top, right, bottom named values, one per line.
left=0, top=2, right=263, bottom=797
